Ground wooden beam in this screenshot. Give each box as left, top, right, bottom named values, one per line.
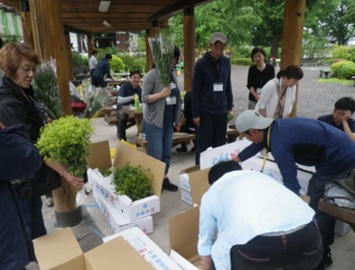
left=183, top=7, right=195, bottom=92
left=280, top=0, right=305, bottom=117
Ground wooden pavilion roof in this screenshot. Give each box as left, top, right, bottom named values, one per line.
left=1, top=0, right=211, bottom=34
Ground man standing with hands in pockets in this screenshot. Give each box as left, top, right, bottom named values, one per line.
left=192, top=32, right=234, bottom=165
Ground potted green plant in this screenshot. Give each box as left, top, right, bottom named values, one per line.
left=112, top=163, right=153, bottom=201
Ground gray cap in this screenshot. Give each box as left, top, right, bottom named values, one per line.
left=209, top=32, right=227, bottom=45
left=235, top=110, right=274, bottom=133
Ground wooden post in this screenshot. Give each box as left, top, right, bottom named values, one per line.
left=280, top=0, right=306, bottom=117
left=145, top=21, right=158, bottom=72
left=87, top=35, right=94, bottom=56
left=20, top=0, right=34, bottom=48
left=65, top=31, right=74, bottom=81
left=183, top=7, right=195, bottom=92
left=29, top=0, right=81, bottom=227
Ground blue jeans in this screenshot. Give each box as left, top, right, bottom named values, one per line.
left=144, top=120, right=173, bottom=175
left=19, top=197, right=47, bottom=239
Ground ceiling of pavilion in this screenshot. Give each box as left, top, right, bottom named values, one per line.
left=0, top=0, right=211, bottom=34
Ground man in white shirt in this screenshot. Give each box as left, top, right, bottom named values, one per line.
left=89, top=50, right=98, bottom=85
left=198, top=161, right=322, bottom=270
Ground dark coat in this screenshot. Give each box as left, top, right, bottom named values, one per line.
left=0, top=125, right=42, bottom=269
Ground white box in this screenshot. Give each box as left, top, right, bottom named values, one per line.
left=334, top=220, right=351, bottom=236
left=104, top=227, right=185, bottom=270
left=200, top=139, right=252, bottom=169
left=180, top=188, right=193, bottom=206
left=95, top=194, right=153, bottom=234
left=86, top=141, right=165, bottom=222
left=88, top=168, right=160, bottom=222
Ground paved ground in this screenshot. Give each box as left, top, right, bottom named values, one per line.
left=29, top=65, right=355, bottom=269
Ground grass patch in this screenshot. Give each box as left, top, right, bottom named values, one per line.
left=319, top=78, right=354, bottom=85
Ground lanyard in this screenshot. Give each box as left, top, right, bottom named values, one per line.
left=261, top=125, right=272, bottom=172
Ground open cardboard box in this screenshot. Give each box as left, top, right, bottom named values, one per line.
left=169, top=206, right=202, bottom=269
left=86, top=140, right=165, bottom=221
left=33, top=227, right=154, bottom=270
left=103, top=227, right=184, bottom=270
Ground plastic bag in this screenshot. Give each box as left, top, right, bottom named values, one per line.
left=323, top=182, right=355, bottom=209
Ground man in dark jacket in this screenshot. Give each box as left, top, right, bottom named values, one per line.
left=234, top=110, right=355, bottom=270
left=0, top=123, right=42, bottom=270
left=116, top=70, right=142, bottom=141
left=192, top=32, right=234, bottom=165
left=92, top=53, right=112, bottom=88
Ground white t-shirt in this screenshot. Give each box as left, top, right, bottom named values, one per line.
left=198, top=170, right=315, bottom=270
left=89, top=55, right=98, bottom=70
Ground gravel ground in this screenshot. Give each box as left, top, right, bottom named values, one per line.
left=230, top=65, right=355, bottom=120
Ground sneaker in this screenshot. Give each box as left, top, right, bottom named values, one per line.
left=176, top=145, right=187, bottom=153
left=45, top=196, right=54, bottom=207
left=323, top=253, right=333, bottom=267
left=162, top=178, right=178, bottom=192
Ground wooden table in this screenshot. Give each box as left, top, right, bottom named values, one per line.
left=121, top=107, right=143, bottom=139
left=318, top=199, right=355, bottom=233
left=105, top=79, right=128, bottom=88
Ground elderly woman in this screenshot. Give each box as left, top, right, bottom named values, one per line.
left=256, top=65, right=304, bottom=119
left=0, top=42, right=84, bottom=239
left=142, top=46, right=181, bottom=192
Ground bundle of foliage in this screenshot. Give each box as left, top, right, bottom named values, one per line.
left=331, top=61, right=355, bottom=79
left=36, top=116, right=94, bottom=177
left=112, top=164, right=153, bottom=201
left=148, top=29, right=175, bottom=87
left=32, top=61, right=62, bottom=120
left=110, top=55, right=125, bottom=72
left=82, top=87, right=111, bottom=118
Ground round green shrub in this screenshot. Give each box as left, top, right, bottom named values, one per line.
left=331, top=61, right=355, bottom=79
left=119, top=53, right=146, bottom=73
left=110, top=55, right=125, bottom=72
left=332, top=45, right=350, bottom=60
left=232, top=58, right=253, bottom=66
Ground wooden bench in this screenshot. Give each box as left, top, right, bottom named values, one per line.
left=318, top=199, right=355, bottom=233
left=100, top=106, right=135, bottom=128
left=136, top=132, right=196, bottom=153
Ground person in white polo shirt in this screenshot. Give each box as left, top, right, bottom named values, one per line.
left=198, top=161, right=322, bottom=270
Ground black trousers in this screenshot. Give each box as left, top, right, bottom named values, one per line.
left=230, top=221, right=323, bottom=270
left=116, top=110, right=129, bottom=140
left=195, top=112, right=227, bottom=165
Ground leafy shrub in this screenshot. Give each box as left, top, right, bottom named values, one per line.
left=119, top=53, right=146, bottom=73
left=112, top=164, right=153, bottom=201
left=331, top=61, right=355, bottom=79
left=110, top=55, right=125, bottom=72
left=96, top=47, right=118, bottom=61
left=348, top=46, right=355, bottom=63
left=232, top=57, right=253, bottom=66
left=332, top=45, right=350, bottom=61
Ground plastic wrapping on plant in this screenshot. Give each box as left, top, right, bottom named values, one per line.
left=81, top=87, right=112, bottom=119
left=32, top=59, right=62, bottom=120
left=148, top=29, right=176, bottom=87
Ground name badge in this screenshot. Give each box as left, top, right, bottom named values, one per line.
left=166, top=96, right=177, bottom=105
left=213, top=83, right=223, bottom=92
left=170, top=82, right=177, bottom=89
left=256, top=88, right=262, bottom=94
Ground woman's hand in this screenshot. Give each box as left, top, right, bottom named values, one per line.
left=160, top=87, right=171, bottom=98
left=62, top=171, right=84, bottom=188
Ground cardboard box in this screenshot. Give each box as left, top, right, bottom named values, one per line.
left=103, top=227, right=184, bottom=270
left=86, top=141, right=165, bottom=221
left=179, top=165, right=210, bottom=206
left=169, top=206, right=202, bottom=269
left=95, top=194, right=153, bottom=234
left=200, top=139, right=251, bottom=169
left=33, top=227, right=154, bottom=270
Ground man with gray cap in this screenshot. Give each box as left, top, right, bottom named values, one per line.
left=233, top=110, right=355, bottom=270
left=192, top=32, right=234, bottom=165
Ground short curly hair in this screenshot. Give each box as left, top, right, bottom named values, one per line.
left=0, top=42, right=40, bottom=80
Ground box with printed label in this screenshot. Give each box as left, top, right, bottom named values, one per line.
left=86, top=141, right=165, bottom=221
left=103, top=227, right=189, bottom=270
left=95, top=194, right=153, bottom=234
left=33, top=227, right=154, bottom=270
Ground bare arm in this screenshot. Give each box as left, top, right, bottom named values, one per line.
left=342, top=110, right=355, bottom=142
left=45, top=160, right=84, bottom=188
left=146, top=87, right=171, bottom=103
left=259, top=108, right=267, bottom=117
